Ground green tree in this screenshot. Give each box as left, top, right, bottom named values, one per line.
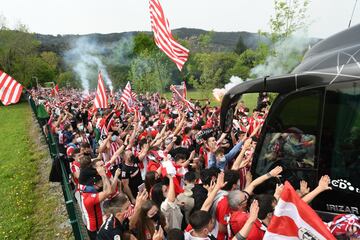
left=248, top=0, right=310, bottom=78
left=57, top=71, right=81, bottom=88
left=12, top=56, right=56, bottom=87
left=269, top=0, right=310, bottom=42
left=40, top=51, right=59, bottom=71
left=108, top=65, right=130, bottom=90
left=198, top=31, right=214, bottom=52
left=128, top=32, right=179, bottom=92
left=230, top=43, right=270, bottom=79
left=0, top=30, right=39, bottom=75
left=0, top=25, right=62, bottom=87
left=104, top=36, right=134, bottom=90
left=234, top=36, right=247, bottom=55
left=188, top=52, right=237, bottom=90
left=133, top=33, right=156, bottom=55
left=129, top=51, right=172, bottom=93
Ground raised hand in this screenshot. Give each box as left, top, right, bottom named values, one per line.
left=189, top=150, right=196, bottom=160
left=274, top=183, right=284, bottom=200
left=135, top=190, right=148, bottom=207
left=238, top=158, right=250, bottom=169
left=96, top=165, right=106, bottom=177
left=207, top=179, right=216, bottom=193
left=317, top=175, right=332, bottom=192
left=243, top=138, right=252, bottom=149
left=248, top=200, right=259, bottom=223
left=299, top=180, right=310, bottom=196
left=114, top=168, right=121, bottom=178
left=246, top=171, right=253, bottom=184
left=215, top=172, right=227, bottom=190
left=302, top=175, right=333, bottom=203
left=152, top=226, right=164, bottom=240
left=269, top=166, right=283, bottom=178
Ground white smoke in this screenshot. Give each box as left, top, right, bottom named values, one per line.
left=213, top=76, right=244, bottom=101
left=251, top=33, right=311, bottom=78
left=109, top=35, right=134, bottom=66
left=64, top=37, right=113, bottom=91
left=211, top=33, right=311, bottom=102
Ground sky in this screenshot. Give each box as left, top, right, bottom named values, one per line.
left=1, top=0, right=360, bottom=38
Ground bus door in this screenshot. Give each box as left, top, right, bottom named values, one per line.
left=252, top=88, right=325, bottom=191
left=312, top=81, right=360, bottom=217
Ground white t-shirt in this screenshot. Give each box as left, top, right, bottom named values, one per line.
left=160, top=198, right=183, bottom=229
left=184, top=231, right=211, bottom=240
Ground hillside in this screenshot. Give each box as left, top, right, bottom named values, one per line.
left=34, top=28, right=266, bottom=54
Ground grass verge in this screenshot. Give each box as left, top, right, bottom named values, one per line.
left=0, top=103, right=72, bottom=240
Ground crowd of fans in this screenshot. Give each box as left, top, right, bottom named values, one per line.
left=28, top=88, right=358, bottom=240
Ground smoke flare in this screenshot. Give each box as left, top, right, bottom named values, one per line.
left=212, top=76, right=244, bottom=101
left=64, top=37, right=113, bottom=91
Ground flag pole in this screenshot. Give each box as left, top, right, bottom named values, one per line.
left=179, top=65, right=187, bottom=99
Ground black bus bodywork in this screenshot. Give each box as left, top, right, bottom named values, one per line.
left=220, top=24, right=360, bottom=220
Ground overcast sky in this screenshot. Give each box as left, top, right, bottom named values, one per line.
left=1, top=0, right=360, bottom=38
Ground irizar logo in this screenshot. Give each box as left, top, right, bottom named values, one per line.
left=331, top=179, right=360, bottom=193
left=326, top=204, right=359, bottom=215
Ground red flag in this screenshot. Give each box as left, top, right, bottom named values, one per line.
left=51, top=84, right=59, bottom=96
left=94, top=71, right=108, bottom=109
left=149, top=0, right=189, bottom=71
left=0, top=70, right=23, bottom=106
left=264, top=181, right=335, bottom=240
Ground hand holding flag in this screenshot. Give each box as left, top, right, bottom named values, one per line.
left=264, top=181, right=336, bottom=240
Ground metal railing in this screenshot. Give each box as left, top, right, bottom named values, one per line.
left=28, top=96, right=85, bottom=240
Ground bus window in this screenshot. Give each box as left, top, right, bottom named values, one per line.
left=269, top=91, right=322, bottom=134
left=258, top=132, right=316, bottom=167
left=319, top=82, right=360, bottom=194
left=255, top=89, right=323, bottom=187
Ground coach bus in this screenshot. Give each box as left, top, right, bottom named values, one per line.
left=220, top=24, right=360, bottom=220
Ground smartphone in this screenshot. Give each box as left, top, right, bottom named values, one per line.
left=138, top=183, right=145, bottom=193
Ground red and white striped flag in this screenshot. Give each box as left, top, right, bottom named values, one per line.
left=264, top=181, right=335, bottom=240
left=149, top=0, right=189, bottom=71
left=0, top=70, right=23, bottom=106
left=182, top=81, right=187, bottom=99
left=171, top=84, right=195, bottom=112
left=98, top=111, right=116, bottom=140
left=94, top=71, right=108, bottom=109
left=120, top=81, right=135, bottom=110
left=131, top=91, right=138, bottom=101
